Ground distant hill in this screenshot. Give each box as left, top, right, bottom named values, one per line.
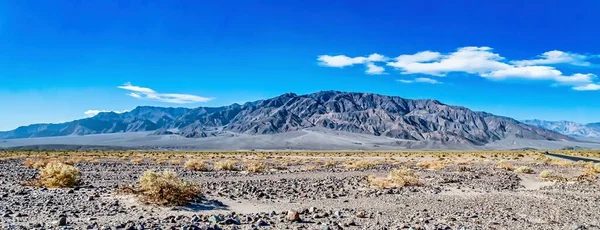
left=0, top=91, right=573, bottom=146
left=521, top=119, right=600, bottom=139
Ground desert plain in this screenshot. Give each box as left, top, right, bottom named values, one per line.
left=1, top=150, right=599, bottom=230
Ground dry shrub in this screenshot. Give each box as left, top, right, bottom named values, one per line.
left=323, top=160, right=338, bottom=167
left=245, top=161, right=265, bottom=173
left=416, top=160, right=446, bottom=170
left=301, top=165, right=317, bottom=171
left=514, top=166, right=534, bottom=174
left=457, top=165, right=472, bottom=172
left=184, top=159, right=211, bottom=171
left=168, top=159, right=183, bottom=165
left=132, top=170, right=200, bottom=206
left=368, top=168, right=422, bottom=189
left=36, top=162, right=80, bottom=188
left=539, top=170, right=553, bottom=179
left=594, top=163, right=600, bottom=174
left=497, top=161, right=515, bottom=171
left=344, top=160, right=376, bottom=170
left=130, top=158, right=145, bottom=164
left=24, top=158, right=55, bottom=169
left=214, top=159, right=237, bottom=171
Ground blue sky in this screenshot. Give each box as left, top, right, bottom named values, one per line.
left=1, top=0, right=600, bottom=131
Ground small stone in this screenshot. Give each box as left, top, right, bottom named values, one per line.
left=355, top=210, right=367, bottom=218
left=208, top=215, right=223, bottom=223
left=571, top=223, right=584, bottom=230
left=58, top=216, right=67, bottom=226
left=287, top=210, right=301, bottom=222
left=256, top=219, right=269, bottom=226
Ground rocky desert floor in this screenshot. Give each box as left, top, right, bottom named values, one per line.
left=1, top=150, right=599, bottom=230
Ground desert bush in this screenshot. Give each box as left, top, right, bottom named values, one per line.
left=184, top=159, right=211, bottom=171
left=323, top=160, right=337, bottom=167
left=539, top=170, right=553, bottom=179
left=133, top=170, right=200, bottom=206
left=245, top=161, right=265, bottom=173
left=24, top=158, right=56, bottom=169
left=497, top=161, right=515, bottom=171
left=457, top=165, right=472, bottom=172
left=214, top=159, right=237, bottom=171
left=130, top=158, right=145, bottom=164
left=368, top=168, right=421, bottom=189
left=416, top=160, right=446, bottom=170
left=514, top=166, right=534, bottom=174
left=36, top=162, right=80, bottom=188
left=345, top=160, right=379, bottom=170
left=301, top=165, right=318, bottom=171
left=594, top=163, right=600, bottom=174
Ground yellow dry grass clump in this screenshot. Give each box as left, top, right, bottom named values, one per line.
left=214, top=159, right=237, bottom=171
left=496, top=160, right=515, bottom=171
left=323, top=160, right=338, bottom=167
left=245, top=161, right=265, bottom=173
left=132, top=170, right=200, bottom=206
left=539, top=170, right=553, bottom=179
left=36, top=161, right=80, bottom=188
left=24, top=158, right=61, bottom=169
left=184, top=159, right=211, bottom=171
left=416, top=160, right=446, bottom=170
left=344, top=160, right=377, bottom=170
left=130, top=158, right=145, bottom=164
left=368, top=168, right=422, bottom=189
left=514, top=166, right=534, bottom=174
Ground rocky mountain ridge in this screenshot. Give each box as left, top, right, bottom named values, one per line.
left=0, top=91, right=573, bottom=145
left=521, top=119, right=600, bottom=139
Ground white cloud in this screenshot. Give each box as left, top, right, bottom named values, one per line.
left=415, top=77, right=442, bottom=84
left=396, top=79, right=414, bottom=83
left=387, top=47, right=511, bottom=76
left=118, top=82, right=213, bottom=104
left=84, top=110, right=128, bottom=117
left=317, top=55, right=367, bottom=68
left=573, top=83, right=600, bottom=91
left=317, top=53, right=388, bottom=74
left=366, top=53, right=386, bottom=62
left=319, top=47, right=600, bottom=91
left=512, top=50, right=594, bottom=66
left=396, top=77, right=442, bottom=84
left=366, top=63, right=385, bottom=75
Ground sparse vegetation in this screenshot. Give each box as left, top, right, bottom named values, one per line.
left=35, top=161, right=80, bottom=188
left=214, top=159, right=237, bottom=171
left=123, top=170, right=200, bottom=206
left=368, top=168, right=422, bottom=189
left=497, top=160, right=515, bottom=171
left=514, top=166, right=534, bottom=174
left=344, top=160, right=376, bottom=170
left=130, top=158, right=145, bottom=164
left=245, top=161, right=265, bottom=173
left=416, top=160, right=446, bottom=170
left=539, top=170, right=553, bottom=179
left=184, top=159, right=211, bottom=171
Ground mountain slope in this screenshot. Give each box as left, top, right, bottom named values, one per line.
left=0, top=91, right=573, bottom=145
left=521, top=119, right=600, bottom=139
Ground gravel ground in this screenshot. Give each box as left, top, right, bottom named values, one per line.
left=1, top=157, right=599, bottom=230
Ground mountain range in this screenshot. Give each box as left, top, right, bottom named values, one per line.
left=521, top=120, right=600, bottom=139
left=0, top=91, right=574, bottom=146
